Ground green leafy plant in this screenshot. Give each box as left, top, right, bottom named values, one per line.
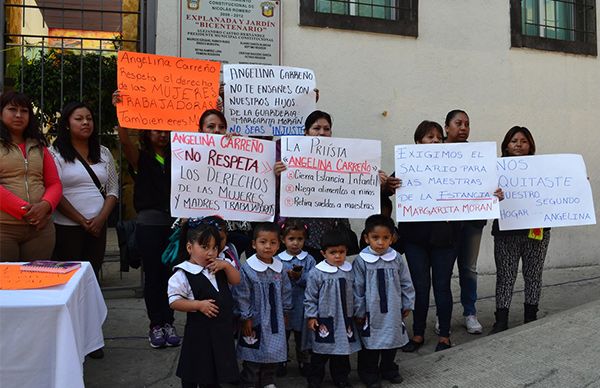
left=15, top=48, right=118, bottom=143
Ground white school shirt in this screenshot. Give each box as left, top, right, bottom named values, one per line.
left=167, top=259, right=234, bottom=304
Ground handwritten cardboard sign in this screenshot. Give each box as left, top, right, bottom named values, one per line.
left=0, top=265, right=76, bottom=290
left=394, top=142, right=500, bottom=222
left=117, top=51, right=220, bottom=131
left=280, top=136, right=381, bottom=218
left=498, top=154, right=596, bottom=230
left=223, top=64, right=317, bottom=136
left=170, top=132, right=276, bottom=221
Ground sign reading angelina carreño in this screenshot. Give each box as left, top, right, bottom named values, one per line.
left=179, top=0, right=281, bottom=65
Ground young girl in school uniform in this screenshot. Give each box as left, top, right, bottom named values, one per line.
left=200, top=215, right=241, bottom=270
left=168, top=223, right=241, bottom=388
left=233, top=222, right=293, bottom=388
left=276, top=218, right=316, bottom=376
left=353, top=214, right=415, bottom=388
left=304, top=228, right=361, bottom=388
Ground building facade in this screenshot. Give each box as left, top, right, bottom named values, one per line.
left=153, top=1, right=597, bottom=270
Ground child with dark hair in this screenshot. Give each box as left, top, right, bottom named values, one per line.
left=304, top=227, right=360, bottom=388
left=200, top=215, right=241, bottom=270
left=168, top=223, right=241, bottom=388
left=353, top=214, right=415, bottom=387
left=233, top=222, right=293, bottom=388
left=275, top=218, right=316, bottom=376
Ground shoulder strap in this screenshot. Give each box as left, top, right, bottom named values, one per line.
left=74, top=150, right=106, bottom=199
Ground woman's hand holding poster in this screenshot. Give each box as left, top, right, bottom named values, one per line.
left=394, top=142, right=501, bottom=222
left=280, top=136, right=381, bottom=218
left=170, top=132, right=276, bottom=221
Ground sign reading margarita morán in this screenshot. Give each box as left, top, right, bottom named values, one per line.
left=394, top=142, right=500, bottom=222
left=179, top=0, right=281, bottom=65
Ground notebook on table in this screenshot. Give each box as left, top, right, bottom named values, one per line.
left=20, top=261, right=81, bottom=274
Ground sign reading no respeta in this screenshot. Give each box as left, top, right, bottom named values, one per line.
left=179, top=0, right=281, bottom=65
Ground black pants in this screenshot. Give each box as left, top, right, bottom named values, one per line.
left=307, top=352, right=351, bottom=387
left=53, top=223, right=107, bottom=278
left=136, top=223, right=174, bottom=328
left=357, top=348, right=400, bottom=385
left=240, top=361, right=277, bottom=388
left=181, top=382, right=220, bottom=388
left=286, top=330, right=310, bottom=365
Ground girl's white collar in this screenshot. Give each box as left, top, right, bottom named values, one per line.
left=278, top=251, right=308, bottom=262
left=315, top=260, right=352, bottom=273
left=247, top=254, right=283, bottom=273
left=174, top=260, right=205, bottom=275
left=359, top=248, right=396, bottom=263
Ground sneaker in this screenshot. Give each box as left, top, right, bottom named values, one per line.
left=149, top=326, right=166, bottom=348
left=163, top=323, right=182, bottom=347
left=464, top=315, right=483, bottom=334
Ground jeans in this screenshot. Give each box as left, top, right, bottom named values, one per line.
left=404, top=242, right=457, bottom=338
left=457, top=222, right=484, bottom=316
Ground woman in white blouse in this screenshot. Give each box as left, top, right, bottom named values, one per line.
left=50, top=102, right=118, bottom=278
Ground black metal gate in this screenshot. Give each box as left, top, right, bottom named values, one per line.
left=2, top=0, right=156, bottom=293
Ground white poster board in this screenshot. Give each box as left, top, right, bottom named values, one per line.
left=223, top=64, right=317, bottom=136
left=498, top=154, right=596, bottom=230
left=179, top=0, right=281, bottom=65
left=170, top=132, right=276, bottom=221
left=280, top=136, right=381, bottom=218
left=394, top=142, right=500, bottom=222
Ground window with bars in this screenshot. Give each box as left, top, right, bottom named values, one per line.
left=511, top=0, right=597, bottom=55
left=300, top=0, right=418, bottom=36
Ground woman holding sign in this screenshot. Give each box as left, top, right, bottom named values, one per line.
left=276, top=110, right=358, bottom=262
left=489, top=126, right=550, bottom=334
left=198, top=108, right=253, bottom=257
left=444, top=109, right=485, bottom=334
left=399, top=121, right=461, bottom=352
left=113, top=91, right=181, bottom=349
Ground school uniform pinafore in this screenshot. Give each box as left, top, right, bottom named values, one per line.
left=176, top=269, right=240, bottom=384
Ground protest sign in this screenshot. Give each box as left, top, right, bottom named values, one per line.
left=394, top=142, right=500, bottom=222
left=117, top=51, right=220, bottom=131
left=170, top=132, right=276, bottom=221
left=498, top=154, right=596, bottom=230
left=179, top=0, right=281, bottom=65
left=223, top=64, right=317, bottom=136
left=280, top=136, right=381, bottom=218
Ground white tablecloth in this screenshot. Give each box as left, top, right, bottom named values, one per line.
left=0, top=262, right=107, bottom=388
